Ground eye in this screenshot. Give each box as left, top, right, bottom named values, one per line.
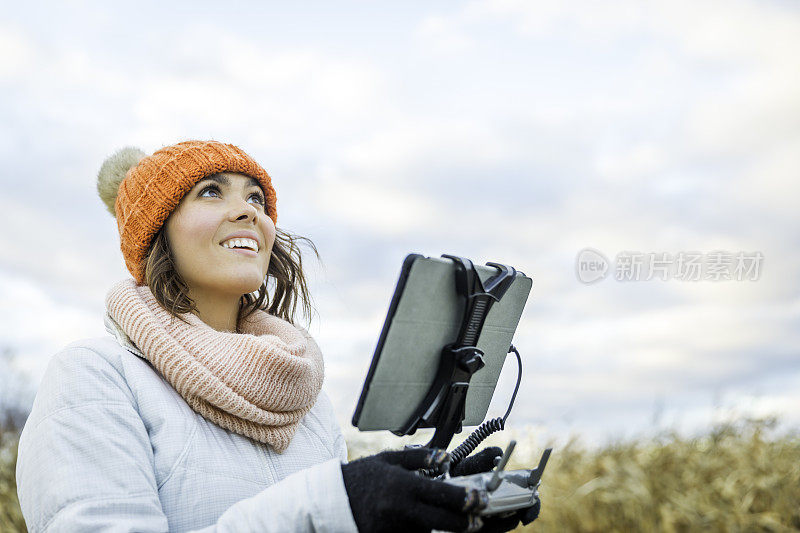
left=199, top=185, right=264, bottom=208
left=249, top=191, right=266, bottom=207
left=199, top=184, right=221, bottom=198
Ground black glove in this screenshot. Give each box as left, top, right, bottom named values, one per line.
left=341, top=447, right=488, bottom=533
left=451, top=447, right=504, bottom=477
left=451, top=447, right=541, bottom=532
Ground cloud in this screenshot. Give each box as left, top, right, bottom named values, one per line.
left=0, top=269, right=105, bottom=388
left=1, top=1, right=798, bottom=448
left=415, top=14, right=474, bottom=54
left=729, top=137, right=800, bottom=220
left=0, top=24, right=37, bottom=79
left=310, top=177, right=440, bottom=235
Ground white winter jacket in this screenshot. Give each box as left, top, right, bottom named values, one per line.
left=15, top=315, right=359, bottom=532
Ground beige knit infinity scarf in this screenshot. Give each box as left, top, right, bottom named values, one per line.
left=105, top=279, right=324, bottom=452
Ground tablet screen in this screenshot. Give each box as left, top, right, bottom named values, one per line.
left=352, top=254, right=533, bottom=432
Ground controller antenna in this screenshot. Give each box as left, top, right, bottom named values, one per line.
left=486, top=440, right=516, bottom=491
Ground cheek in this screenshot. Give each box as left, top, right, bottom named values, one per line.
left=166, top=209, right=220, bottom=260
left=259, top=217, right=277, bottom=256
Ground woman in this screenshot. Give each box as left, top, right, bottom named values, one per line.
left=15, top=140, right=533, bottom=532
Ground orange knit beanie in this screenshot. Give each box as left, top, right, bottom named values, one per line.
left=96, top=140, right=277, bottom=284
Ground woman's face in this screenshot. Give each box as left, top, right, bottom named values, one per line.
left=164, top=172, right=275, bottom=299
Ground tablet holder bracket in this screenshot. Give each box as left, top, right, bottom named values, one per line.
left=394, top=254, right=517, bottom=450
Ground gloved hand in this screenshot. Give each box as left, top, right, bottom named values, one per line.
left=451, top=447, right=541, bottom=532
left=341, top=447, right=488, bottom=533
left=451, top=447, right=504, bottom=477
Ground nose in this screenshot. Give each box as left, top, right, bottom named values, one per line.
left=230, top=197, right=258, bottom=223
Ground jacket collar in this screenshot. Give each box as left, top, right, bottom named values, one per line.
left=104, top=312, right=146, bottom=359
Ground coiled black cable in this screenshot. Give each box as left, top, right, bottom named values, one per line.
left=448, top=344, right=523, bottom=470
left=448, top=417, right=505, bottom=466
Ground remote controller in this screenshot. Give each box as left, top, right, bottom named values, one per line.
left=441, top=441, right=551, bottom=516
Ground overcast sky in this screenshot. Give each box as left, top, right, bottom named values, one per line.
left=1, top=0, right=798, bottom=450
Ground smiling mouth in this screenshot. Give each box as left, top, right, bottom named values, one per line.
left=220, top=246, right=258, bottom=257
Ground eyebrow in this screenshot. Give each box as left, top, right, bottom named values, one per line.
left=197, top=174, right=262, bottom=191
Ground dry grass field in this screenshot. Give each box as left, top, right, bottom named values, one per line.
left=1, top=413, right=25, bottom=533
left=518, top=417, right=800, bottom=532
left=2, top=414, right=798, bottom=532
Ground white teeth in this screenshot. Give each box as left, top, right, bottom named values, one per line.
left=221, top=238, right=258, bottom=251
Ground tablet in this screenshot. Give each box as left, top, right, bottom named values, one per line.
left=352, top=253, right=533, bottom=432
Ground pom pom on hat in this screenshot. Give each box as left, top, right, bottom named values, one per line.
left=97, top=147, right=147, bottom=217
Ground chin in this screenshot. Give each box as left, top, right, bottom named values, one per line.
left=235, top=279, right=266, bottom=296
left=216, top=272, right=265, bottom=297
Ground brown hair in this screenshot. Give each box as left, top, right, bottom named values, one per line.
left=143, top=225, right=319, bottom=329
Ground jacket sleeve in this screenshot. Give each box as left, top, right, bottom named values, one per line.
left=16, top=344, right=358, bottom=533
left=188, top=458, right=357, bottom=533
left=15, top=345, right=170, bottom=532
